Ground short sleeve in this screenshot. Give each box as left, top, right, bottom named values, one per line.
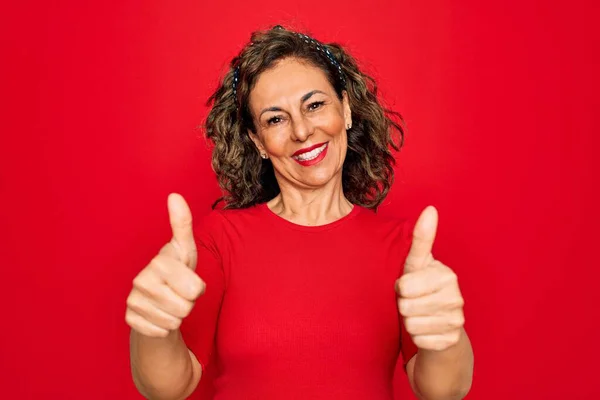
left=180, top=211, right=226, bottom=372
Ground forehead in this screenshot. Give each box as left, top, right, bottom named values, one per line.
left=249, top=58, right=333, bottom=107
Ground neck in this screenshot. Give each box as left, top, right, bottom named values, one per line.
left=267, top=174, right=353, bottom=226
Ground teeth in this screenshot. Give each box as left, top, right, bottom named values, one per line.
left=294, top=143, right=327, bottom=161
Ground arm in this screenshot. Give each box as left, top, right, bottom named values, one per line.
left=406, top=328, right=474, bottom=400
left=130, top=329, right=202, bottom=400
left=397, top=207, right=474, bottom=400
left=126, top=195, right=225, bottom=400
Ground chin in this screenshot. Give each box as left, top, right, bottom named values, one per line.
left=298, top=167, right=341, bottom=188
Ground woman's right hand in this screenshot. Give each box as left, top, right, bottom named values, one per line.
left=126, top=193, right=205, bottom=338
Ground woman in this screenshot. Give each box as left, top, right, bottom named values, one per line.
left=126, top=25, right=474, bottom=399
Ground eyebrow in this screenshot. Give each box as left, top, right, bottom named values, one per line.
left=258, top=90, right=327, bottom=118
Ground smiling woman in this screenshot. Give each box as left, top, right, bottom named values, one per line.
left=205, top=26, right=404, bottom=212
left=126, top=24, right=474, bottom=400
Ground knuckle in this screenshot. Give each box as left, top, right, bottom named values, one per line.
left=453, top=313, right=465, bottom=327
left=448, top=331, right=461, bottom=346
left=132, top=272, right=154, bottom=293
left=124, top=311, right=135, bottom=327
left=399, top=273, right=410, bottom=286
left=446, top=313, right=463, bottom=328
left=125, top=311, right=144, bottom=332
left=452, top=295, right=465, bottom=309
left=197, top=284, right=206, bottom=298
left=394, top=278, right=401, bottom=293
left=132, top=274, right=144, bottom=289
left=398, top=276, right=412, bottom=296
left=196, top=277, right=207, bottom=296
left=404, top=318, right=417, bottom=334
left=184, top=274, right=203, bottom=298
left=449, top=271, right=458, bottom=284
left=398, top=298, right=410, bottom=316
left=125, top=292, right=138, bottom=309
left=179, top=301, right=193, bottom=317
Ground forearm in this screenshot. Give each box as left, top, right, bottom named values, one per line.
left=413, top=328, right=474, bottom=400
left=130, top=329, right=201, bottom=400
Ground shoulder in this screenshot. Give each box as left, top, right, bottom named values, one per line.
left=350, top=206, right=415, bottom=256
left=193, top=205, right=264, bottom=243
left=354, top=205, right=413, bottom=238
left=347, top=206, right=415, bottom=265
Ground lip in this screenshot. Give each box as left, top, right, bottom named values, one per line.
left=292, top=143, right=328, bottom=167
left=292, top=142, right=328, bottom=157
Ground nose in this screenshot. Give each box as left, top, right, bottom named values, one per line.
left=290, top=115, right=314, bottom=142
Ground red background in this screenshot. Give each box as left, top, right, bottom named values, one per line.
left=1, top=0, right=598, bottom=398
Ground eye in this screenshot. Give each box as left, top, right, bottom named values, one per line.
left=307, top=101, right=325, bottom=111
left=267, top=116, right=283, bottom=125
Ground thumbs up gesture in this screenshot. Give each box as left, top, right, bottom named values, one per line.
left=125, top=193, right=206, bottom=337
left=395, top=206, right=465, bottom=351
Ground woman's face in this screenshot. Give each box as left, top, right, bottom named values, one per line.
left=247, top=58, right=352, bottom=191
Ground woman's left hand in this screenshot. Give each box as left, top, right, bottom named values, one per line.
left=395, top=206, right=465, bottom=351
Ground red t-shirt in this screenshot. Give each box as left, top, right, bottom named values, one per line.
left=182, top=203, right=418, bottom=399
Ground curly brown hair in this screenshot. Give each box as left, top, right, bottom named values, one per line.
left=204, top=25, right=404, bottom=210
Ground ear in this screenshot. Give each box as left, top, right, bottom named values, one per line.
left=248, top=129, right=266, bottom=155
left=341, top=91, right=352, bottom=127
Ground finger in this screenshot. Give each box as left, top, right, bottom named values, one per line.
left=151, top=253, right=205, bottom=301
left=411, top=331, right=462, bottom=351
left=139, top=282, right=195, bottom=319
left=404, top=206, right=438, bottom=272
left=397, top=287, right=464, bottom=317
left=403, top=314, right=465, bottom=336
left=167, top=193, right=198, bottom=269
left=133, top=268, right=197, bottom=319
left=127, top=289, right=182, bottom=331
left=396, top=261, right=456, bottom=298
left=126, top=309, right=170, bottom=338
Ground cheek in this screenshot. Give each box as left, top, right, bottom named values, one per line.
left=261, top=133, right=289, bottom=155
left=314, top=111, right=345, bottom=136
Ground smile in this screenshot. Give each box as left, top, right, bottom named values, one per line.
left=292, top=143, right=329, bottom=167
left=292, top=143, right=328, bottom=161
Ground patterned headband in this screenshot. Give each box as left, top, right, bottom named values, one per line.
left=232, top=31, right=346, bottom=108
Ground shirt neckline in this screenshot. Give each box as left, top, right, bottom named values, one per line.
left=257, top=202, right=362, bottom=232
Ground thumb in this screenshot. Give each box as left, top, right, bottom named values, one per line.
left=404, top=205, right=438, bottom=273
left=167, top=193, right=198, bottom=269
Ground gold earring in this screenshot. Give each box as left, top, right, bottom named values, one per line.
left=346, top=123, right=352, bottom=129
left=260, top=153, right=268, bottom=159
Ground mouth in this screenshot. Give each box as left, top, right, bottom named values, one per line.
left=292, top=142, right=328, bottom=166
